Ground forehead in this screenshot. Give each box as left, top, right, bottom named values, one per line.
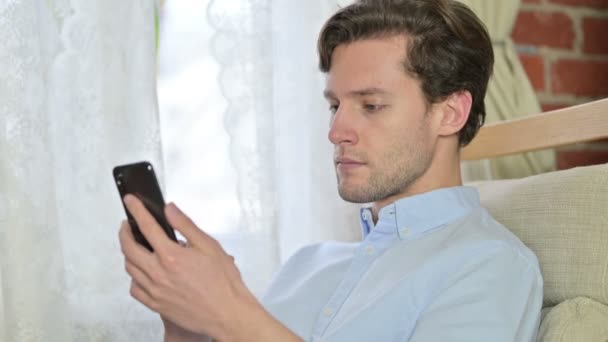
left=325, top=35, right=415, bottom=94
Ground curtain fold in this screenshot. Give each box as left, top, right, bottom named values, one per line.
left=205, top=0, right=360, bottom=296
left=1, top=0, right=164, bottom=340
left=269, top=1, right=361, bottom=261
left=459, top=0, right=555, bottom=180
left=206, top=0, right=282, bottom=296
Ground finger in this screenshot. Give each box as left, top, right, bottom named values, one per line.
left=165, top=202, right=219, bottom=252
left=119, top=220, right=159, bottom=276
left=130, top=280, right=160, bottom=313
left=124, top=259, right=154, bottom=292
left=124, top=194, right=172, bottom=254
left=119, top=219, right=151, bottom=258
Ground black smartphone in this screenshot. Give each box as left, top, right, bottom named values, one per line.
left=113, top=161, right=177, bottom=252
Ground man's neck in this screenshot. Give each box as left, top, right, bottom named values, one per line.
left=370, top=147, right=463, bottom=224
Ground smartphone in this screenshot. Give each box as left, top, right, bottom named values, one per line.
left=113, top=161, right=177, bottom=252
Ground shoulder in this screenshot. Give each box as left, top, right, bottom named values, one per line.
left=432, top=207, right=544, bottom=295
left=387, top=206, right=543, bottom=292
left=443, top=206, right=540, bottom=270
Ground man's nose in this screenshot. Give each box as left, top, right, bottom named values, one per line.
left=328, top=105, right=358, bottom=146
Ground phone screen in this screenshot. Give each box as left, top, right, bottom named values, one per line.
left=113, top=161, right=177, bottom=251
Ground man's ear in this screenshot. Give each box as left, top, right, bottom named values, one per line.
left=437, top=91, right=472, bottom=137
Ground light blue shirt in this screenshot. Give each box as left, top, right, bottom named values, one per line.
left=262, top=186, right=543, bottom=341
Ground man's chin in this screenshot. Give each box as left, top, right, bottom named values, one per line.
left=337, top=186, right=374, bottom=204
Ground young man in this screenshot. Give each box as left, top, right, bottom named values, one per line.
left=119, top=0, right=543, bottom=341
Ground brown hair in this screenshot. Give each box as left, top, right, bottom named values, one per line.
left=318, top=0, right=494, bottom=146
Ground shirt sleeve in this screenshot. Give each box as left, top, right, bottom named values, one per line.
left=407, top=246, right=543, bottom=342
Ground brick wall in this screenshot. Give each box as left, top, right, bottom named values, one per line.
left=512, top=0, right=608, bottom=169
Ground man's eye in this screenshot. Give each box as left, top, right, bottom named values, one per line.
left=364, top=104, right=384, bottom=112
left=329, top=104, right=338, bottom=114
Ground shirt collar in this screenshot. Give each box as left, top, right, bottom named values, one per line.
left=359, top=186, right=481, bottom=240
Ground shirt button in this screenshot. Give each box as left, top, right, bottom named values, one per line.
left=323, top=308, right=334, bottom=317
left=400, top=227, right=411, bottom=236
left=364, top=245, right=375, bottom=255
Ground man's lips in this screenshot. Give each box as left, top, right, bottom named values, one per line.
left=335, top=158, right=366, bottom=171
left=335, top=157, right=364, bottom=164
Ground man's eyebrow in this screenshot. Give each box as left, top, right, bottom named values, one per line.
left=323, top=88, right=391, bottom=99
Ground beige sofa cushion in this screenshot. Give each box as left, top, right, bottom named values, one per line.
left=538, top=297, right=608, bottom=342
left=469, top=164, right=608, bottom=307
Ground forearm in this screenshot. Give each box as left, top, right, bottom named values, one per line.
left=163, top=318, right=212, bottom=342
left=217, top=296, right=302, bottom=342
left=238, top=309, right=301, bottom=342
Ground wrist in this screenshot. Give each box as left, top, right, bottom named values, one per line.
left=217, top=291, right=301, bottom=342
left=164, top=320, right=210, bottom=342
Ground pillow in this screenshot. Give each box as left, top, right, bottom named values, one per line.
left=538, top=297, right=608, bottom=342
left=469, top=163, right=608, bottom=307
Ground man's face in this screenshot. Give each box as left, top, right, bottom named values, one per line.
left=325, top=35, right=436, bottom=204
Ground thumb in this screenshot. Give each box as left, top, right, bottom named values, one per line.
left=164, top=203, right=219, bottom=252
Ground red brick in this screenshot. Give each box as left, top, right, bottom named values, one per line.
left=519, top=54, right=545, bottom=91
left=512, top=11, right=575, bottom=49
left=583, top=17, right=608, bottom=55
left=549, top=0, right=608, bottom=9
left=556, top=148, right=608, bottom=170
left=541, top=103, right=570, bottom=112
left=552, top=59, right=608, bottom=97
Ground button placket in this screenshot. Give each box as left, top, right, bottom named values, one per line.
left=312, top=241, right=381, bottom=339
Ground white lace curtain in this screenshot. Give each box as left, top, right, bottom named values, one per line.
left=1, top=1, right=164, bottom=340
left=1, top=0, right=356, bottom=340
left=158, top=0, right=360, bottom=297
left=207, top=0, right=361, bottom=261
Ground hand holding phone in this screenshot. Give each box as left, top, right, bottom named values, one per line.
left=113, top=161, right=178, bottom=252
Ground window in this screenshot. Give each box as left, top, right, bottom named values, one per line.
left=157, top=1, right=241, bottom=235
